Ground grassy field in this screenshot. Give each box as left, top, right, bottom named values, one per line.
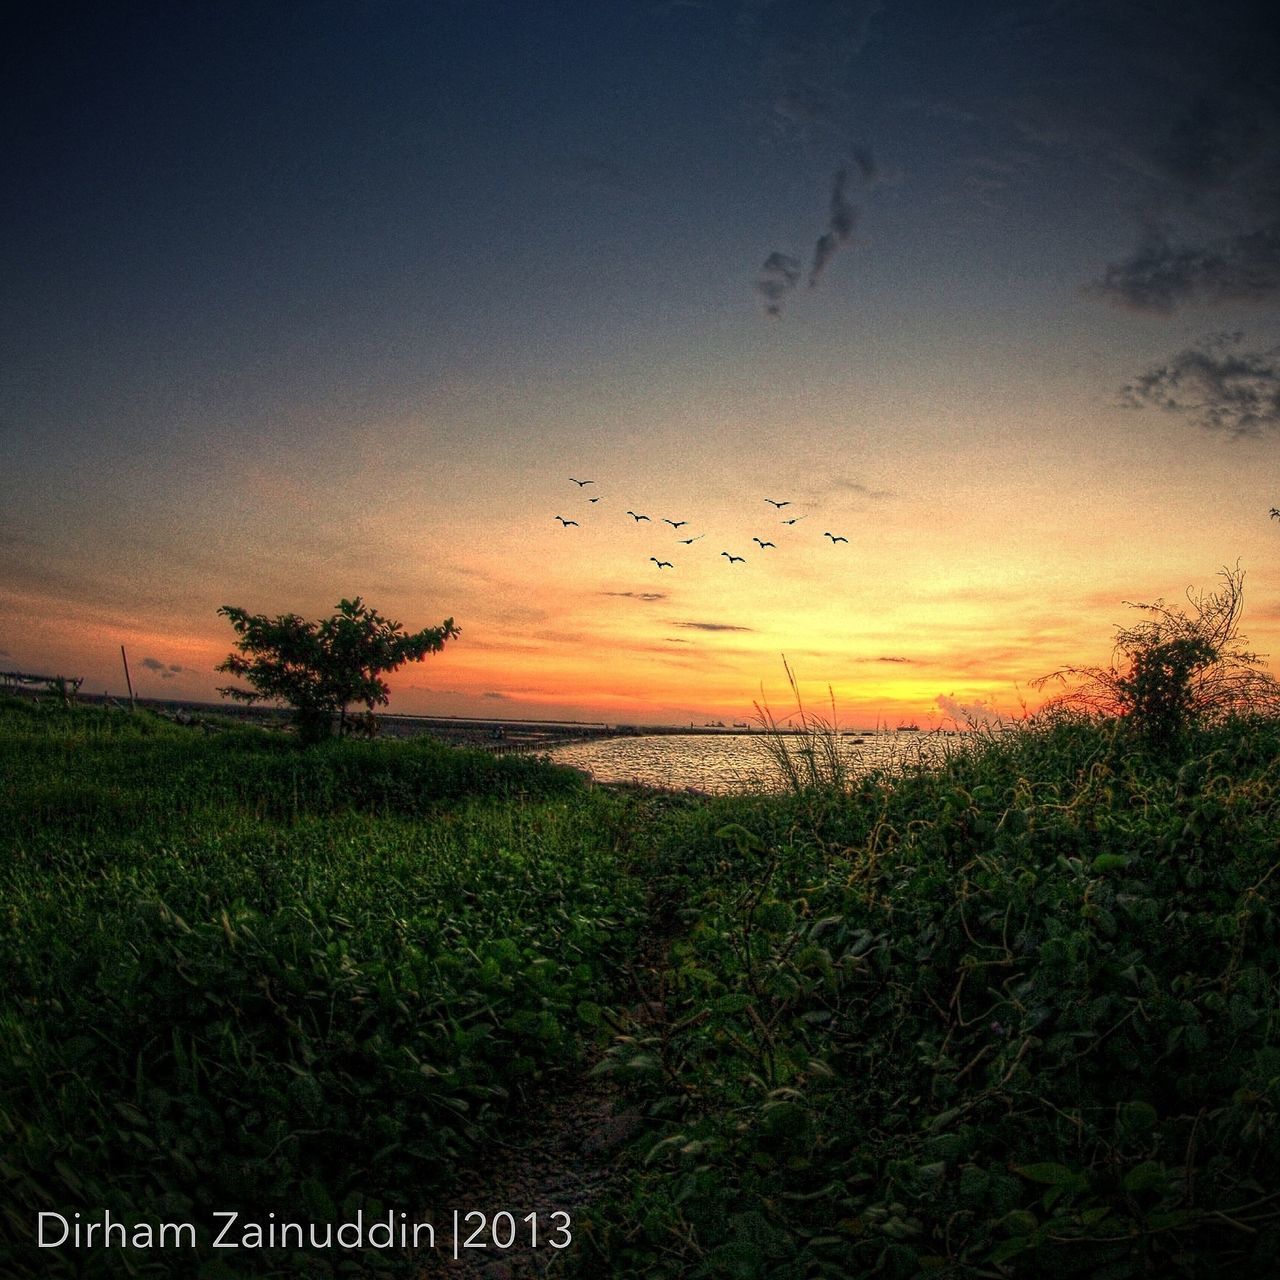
left=2, top=699, right=1279, bottom=1277
left=0, top=699, right=648, bottom=1277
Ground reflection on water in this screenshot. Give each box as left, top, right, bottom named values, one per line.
left=546, top=731, right=955, bottom=794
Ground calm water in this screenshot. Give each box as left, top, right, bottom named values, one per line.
left=546, top=730, right=956, bottom=794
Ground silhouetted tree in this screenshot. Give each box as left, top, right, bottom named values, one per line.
left=217, top=598, right=459, bottom=742
left=1035, top=565, right=1280, bottom=746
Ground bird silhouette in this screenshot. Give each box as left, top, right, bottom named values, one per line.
left=678, top=534, right=705, bottom=544
left=752, top=538, right=776, bottom=548
left=554, top=516, right=579, bottom=527
left=569, top=478, right=594, bottom=486
left=589, top=496, right=601, bottom=503
left=765, top=498, right=791, bottom=508
left=781, top=516, right=806, bottom=525
left=626, top=511, right=651, bottom=522
left=824, top=532, right=848, bottom=543
left=650, top=558, right=673, bottom=569
left=663, top=519, right=687, bottom=528
left=721, top=552, right=746, bottom=564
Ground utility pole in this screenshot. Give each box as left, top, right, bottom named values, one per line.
left=120, top=645, right=136, bottom=710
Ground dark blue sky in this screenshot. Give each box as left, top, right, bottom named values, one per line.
left=4, top=1, right=1279, bottom=720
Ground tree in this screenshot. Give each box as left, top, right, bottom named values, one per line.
left=1034, top=565, right=1280, bottom=746
left=216, top=598, right=459, bottom=741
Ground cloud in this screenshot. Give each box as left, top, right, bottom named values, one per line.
left=1120, top=332, right=1280, bottom=436
left=1092, top=224, right=1280, bottom=312
left=602, top=591, right=667, bottom=602
left=935, top=693, right=1004, bottom=728
left=1083, top=20, right=1280, bottom=312
left=809, top=166, right=859, bottom=286
left=875, top=655, right=911, bottom=663
left=744, top=0, right=885, bottom=138
left=481, top=691, right=510, bottom=700
left=758, top=160, right=872, bottom=314
left=138, top=656, right=188, bottom=679
left=674, top=620, right=755, bottom=632
left=830, top=476, right=893, bottom=499
left=754, top=251, right=802, bottom=316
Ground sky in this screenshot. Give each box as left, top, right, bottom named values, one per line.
left=3, top=0, right=1279, bottom=727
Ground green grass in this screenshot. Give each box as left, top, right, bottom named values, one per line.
left=4, top=699, right=1279, bottom=1279
left=0, top=701, right=646, bottom=1277
left=584, top=714, right=1280, bottom=1278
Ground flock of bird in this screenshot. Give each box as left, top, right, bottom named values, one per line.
left=553, top=478, right=849, bottom=570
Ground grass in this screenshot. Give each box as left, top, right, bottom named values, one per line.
left=3, top=696, right=1279, bottom=1278
left=0, top=700, right=647, bottom=1277
left=584, top=713, right=1280, bottom=1278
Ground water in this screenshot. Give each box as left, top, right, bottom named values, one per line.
left=545, top=730, right=955, bottom=794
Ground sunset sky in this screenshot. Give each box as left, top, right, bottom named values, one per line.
left=4, top=1, right=1279, bottom=727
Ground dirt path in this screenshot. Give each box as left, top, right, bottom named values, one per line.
left=415, top=1065, right=643, bottom=1278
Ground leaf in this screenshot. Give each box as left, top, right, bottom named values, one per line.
left=1016, top=1162, right=1085, bottom=1189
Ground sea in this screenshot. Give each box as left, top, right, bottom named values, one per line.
left=545, top=730, right=957, bottom=794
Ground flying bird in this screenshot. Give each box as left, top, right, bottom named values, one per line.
left=824, top=532, right=848, bottom=543
left=569, top=478, right=594, bottom=486
left=781, top=516, right=806, bottom=525
left=752, top=538, right=776, bottom=548
left=721, top=552, right=746, bottom=564
left=678, top=534, right=705, bottom=544
left=765, top=498, right=791, bottom=508
left=650, top=558, right=673, bottom=569
left=554, top=516, right=579, bottom=527
left=589, top=496, right=601, bottom=503
left=626, top=511, right=651, bottom=521
left=663, top=519, right=688, bottom=528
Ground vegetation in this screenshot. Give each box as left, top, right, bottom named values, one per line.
left=3, top=619, right=1279, bottom=1279
left=0, top=700, right=645, bottom=1277
left=217, top=598, right=459, bottom=741
left=1034, top=565, right=1280, bottom=745
left=586, top=715, right=1280, bottom=1278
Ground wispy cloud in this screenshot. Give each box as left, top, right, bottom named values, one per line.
left=808, top=166, right=859, bottom=287
left=603, top=591, right=667, bottom=602
left=757, top=163, right=869, bottom=314
left=674, top=620, right=755, bottom=632
left=140, top=655, right=186, bottom=680
left=754, top=251, right=801, bottom=316
left=481, top=690, right=510, bottom=700
left=875, top=655, right=911, bottom=663
left=743, top=0, right=885, bottom=138
left=1120, top=332, right=1280, bottom=436
left=1092, top=225, right=1280, bottom=312
left=935, top=693, right=1005, bottom=727
left=830, top=476, right=893, bottom=499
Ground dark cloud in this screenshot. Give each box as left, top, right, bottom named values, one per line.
left=1093, top=224, right=1280, bottom=312
left=754, top=251, right=801, bottom=316
left=1120, top=332, right=1280, bottom=437
left=169, top=663, right=182, bottom=672
left=674, top=620, right=754, bottom=632
left=481, top=690, right=510, bottom=700
left=1084, top=14, right=1280, bottom=311
left=602, top=590, right=667, bottom=602
left=875, top=655, right=911, bottom=663
left=139, top=657, right=166, bottom=672
left=808, top=166, right=859, bottom=286
left=758, top=160, right=871, bottom=313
